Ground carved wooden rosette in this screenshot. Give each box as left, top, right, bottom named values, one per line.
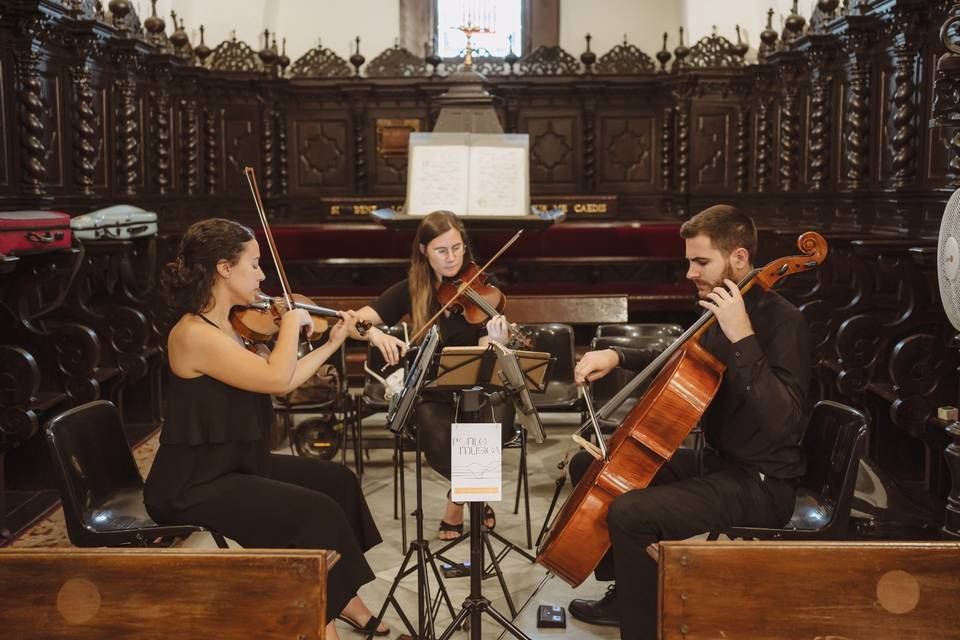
left=180, top=96, right=198, bottom=194
left=14, top=17, right=49, bottom=197
left=70, top=38, right=98, bottom=196
left=842, top=28, right=876, bottom=190
left=203, top=107, right=217, bottom=195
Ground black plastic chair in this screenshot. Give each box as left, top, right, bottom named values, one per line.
left=44, top=400, right=228, bottom=548
left=709, top=400, right=869, bottom=541
left=522, top=323, right=580, bottom=414
left=595, top=322, right=683, bottom=341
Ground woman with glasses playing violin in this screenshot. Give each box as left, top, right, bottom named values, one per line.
left=352, top=210, right=516, bottom=540
left=144, top=218, right=389, bottom=639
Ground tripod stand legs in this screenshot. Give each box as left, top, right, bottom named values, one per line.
left=437, top=502, right=532, bottom=640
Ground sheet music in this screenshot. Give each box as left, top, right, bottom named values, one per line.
left=406, top=144, right=469, bottom=215
left=467, top=146, right=528, bottom=215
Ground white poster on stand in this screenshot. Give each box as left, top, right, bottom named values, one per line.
left=450, top=422, right=502, bottom=503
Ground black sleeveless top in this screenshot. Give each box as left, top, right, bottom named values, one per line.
left=143, top=319, right=274, bottom=512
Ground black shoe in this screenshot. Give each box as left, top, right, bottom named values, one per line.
left=569, top=584, right=620, bottom=627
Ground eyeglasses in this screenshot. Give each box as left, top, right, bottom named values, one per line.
left=431, top=244, right=465, bottom=258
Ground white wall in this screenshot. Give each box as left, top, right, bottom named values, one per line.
left=144, top=0, right=399, bottom=65
left=682, top=0, right=819, bottom=61
left=136, top=1, right=818, bottom=69
left=559, top=0, right=683, bottom=64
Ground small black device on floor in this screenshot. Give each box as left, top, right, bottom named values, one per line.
left=441, top=561, right=470, bottom=578
left=536, top=604, right=566, bottom=628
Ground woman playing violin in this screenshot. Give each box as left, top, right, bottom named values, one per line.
left=352, top=210, right=515, bottom=540
left=143, top=218, right=389, bottom=639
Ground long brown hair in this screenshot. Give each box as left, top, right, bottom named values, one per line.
left=408, top=211, right=474, bottom=335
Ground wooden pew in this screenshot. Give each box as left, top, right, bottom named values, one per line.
left=657, top=541, right=960, bottom=640
left=0, top=548, right=339, bottom=639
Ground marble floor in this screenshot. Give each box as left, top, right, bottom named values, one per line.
left=185, top=410, right=622, bottom=640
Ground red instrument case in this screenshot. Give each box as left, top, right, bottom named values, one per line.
left=0, top=210, right=73, bottom=255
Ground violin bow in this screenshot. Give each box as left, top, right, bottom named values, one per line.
left=407, top=229, right=524, bottom=345
left=243, top=167, right=295, bottom=311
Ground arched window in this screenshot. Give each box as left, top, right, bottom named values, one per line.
left=435, top=0, right=523, bottom=58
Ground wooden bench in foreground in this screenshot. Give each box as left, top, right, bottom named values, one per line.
left=658, top=541, right=960, bottom=640
left=0, top=548, right=339, bottom=639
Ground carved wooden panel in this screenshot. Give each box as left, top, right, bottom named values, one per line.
left=521, top=114, right=578, bottom=191
left=293, top=118, right=349, bottom=189
left=878, top=64, right=895, bottom=187
left=598, top=114, right=656, bottom=189
left=222, top=114, right=259, bottom=192
left=690, top=107, right=733, bottom=192
left=93, top=84, right=108, bottom=189
left=41, top=69, right=64, bottom=189
left=923, top=48, right=951, bottom=188
left=366, top=112, right=422, bottom=194
left=0, top=57, right=7, bottom=187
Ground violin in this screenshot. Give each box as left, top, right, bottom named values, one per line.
left=229, top=292, right=371, bottom=346
left=233, top=166, right=368, bottom=352
left=435, top=262, right=532, bottom=349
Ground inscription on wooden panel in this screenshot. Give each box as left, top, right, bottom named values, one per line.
left=224, top=118, right=258, bottom=190
left=295, top=119, right=348, bottom=187
left=692, top=111, right=730, bottom=190
left=600, top=116, right=654, bottom=184
left=525, top=116, right=576, bottom=184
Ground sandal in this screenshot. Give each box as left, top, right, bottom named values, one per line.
left=482, top=504, right=496, bottom=531
left=438, top=519, right=465, bottom=540
left=337, top=614, right=390, bottom=637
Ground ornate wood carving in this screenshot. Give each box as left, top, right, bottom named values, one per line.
left=261, top=104, right=274, bottom=197
left=676, top=104, right=690, bottom=194
left=582, top=99, right=596, bottom=191
left=203, top=107, right=218, bottom=195
left=365, top=45, right=426, bottom=77
left=275, top=108, right=287, bottom=196
left=180, top=98, right=198, bottom=194
left=352, top=103, right=367, bottom=192
left=842, top=26, right=876, bottom=190
left=150, top=88, right=171, bottom=194
left=889, top=11, right=924, bottom=188
left=518, top=46, right=579, bottom=76
left=677, top=32, right=744, bottom=70
left=693, top=111, right=729, bottom=189
left=295, top=120, right=348, bottom=187
left=289, top=44, right=351, bottom=78
left=527, top=117, right=575, bottom=183
left=14, top=25, right=48, bottom=197
left=778, top=59, right=803, bottom=192
left=661, top=106, right=673, bottom=190
left=735, top=107, right=749, bottom=193
left=594, top=39, right=655, bottom=74
left=70, top=41, right=98, bottom=196
left=755, top=98, right=773, bottom=193
left=224, top=118, right=257, bottom=190
left=207, top=36, right=262, bottom=73
left=804, top=43, right=834, bottom=191
left=601, top=116, right=653, bottom=184
left=114, top=74, right=139, bottom=197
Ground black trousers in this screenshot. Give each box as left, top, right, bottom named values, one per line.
left=416, top=393, right=515, bottom=480
left=147, top=454, right=381, bottom=622
left=569, top=449, right=795, bottom=640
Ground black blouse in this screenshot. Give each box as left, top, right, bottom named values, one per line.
left=370, top=278, right=486, bottom=347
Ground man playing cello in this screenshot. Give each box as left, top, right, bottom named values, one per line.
left=567, top=205, right=811, bottom=640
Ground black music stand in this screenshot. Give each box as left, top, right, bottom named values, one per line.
left=368, top=326, right=456, bottom=640
left=428, top=346, right=545, bottom=640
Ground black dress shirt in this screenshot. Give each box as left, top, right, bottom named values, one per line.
left=616, top=286, right=810, bottom=480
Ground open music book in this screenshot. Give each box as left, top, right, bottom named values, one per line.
left=405, top=132, right=530, bottom=216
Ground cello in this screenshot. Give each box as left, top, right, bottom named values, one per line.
left=536, top=231, right=828, bottom=586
